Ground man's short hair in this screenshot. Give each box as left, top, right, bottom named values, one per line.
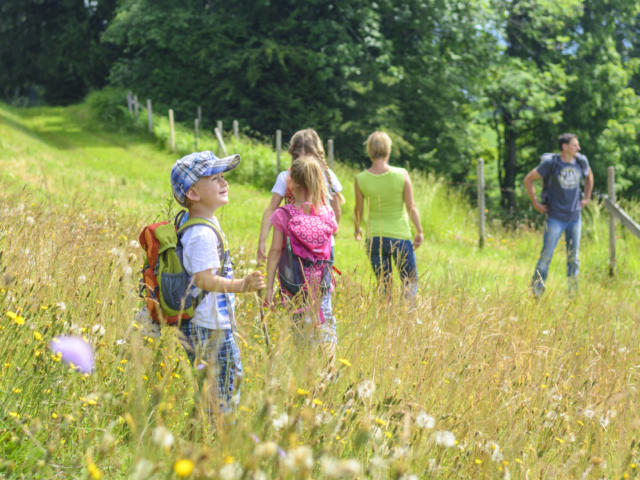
left=558, top=133, right=577, bottom=150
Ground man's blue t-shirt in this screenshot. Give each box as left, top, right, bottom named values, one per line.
left=536, top=153, right=590, bottom=222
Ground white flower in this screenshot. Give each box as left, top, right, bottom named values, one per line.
left=415, top=411, right=435, bottom=429
left=583, top=408, right=595, bottom=419
left=122, top=265, right=133, bottom=276
left=392, top=446, right=408, bottom=459
left=132, top=458, right=154, bottom=480
left=320, top=457, right=362, bottom=478
left=56, top=302, right=66, bottom=311
left=255, top=442, right=278, bottom=458
left=272, top=412, right=289, bottom=431
left=151, top=426, right=174, bottom=449
left=486, top=441, right=503, bottom=463
left=129, top=240, right=139, bottom=248
left=250, top=470, right=266, bottom=480
left=115, top=338, right=126, bottom=346
left=77, top=274, right=87, bottom=284
left=283, top=446, right=313, bottom=472
left=26, top=216, right=35, bottom=225
left=91, top=324, right=106, bottom=337
left=219, top=463, right=242, bottom=480
left=110, top=247, right=120, bottom=256
left=399, top=475, right=418, bottom=480
left=357, top=379, right=375, bottom=399
left=599, top=415, right=610, bottom=429
left=433, top=430, right=456, bottom=447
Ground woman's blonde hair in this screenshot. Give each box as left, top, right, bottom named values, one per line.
left=289, top=155, right=326, bottom=209
left=288, top=128, right=344, bottom=204
left=366, top=131, right=392, bottom=160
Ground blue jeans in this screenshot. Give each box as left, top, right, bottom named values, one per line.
left=531, top=216, right=581, bottom=296
left=366, top=237, right=418, bottom=297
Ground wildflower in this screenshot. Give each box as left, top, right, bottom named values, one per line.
left=272, top=412, right=289, bottom=431
left=26, top=216, right=35, bottom=225
left=87, top=462, right=103, bottom=479
left=415, top=411, right=435, bottom=429
left=91, top=324, right=106, bottom=337
left=357, top=379, right=375, bottom=399
left=152, top=426, right=175, bottom=449
left=486, top=441, right=504, bottom=462
left=338, top=358, right=351, bottom=367
left=129, top=240, right=139, bottom=248
left=132, top=459, right=154, bottom=480
left=56, top=302, right=66, bottom=311
left=283, top=445, right=313, bottom=472
left=6, top=311, right=25, bottom=325
left=320, top=456, right=362, bottom=478
left=219, top=463, right=242, bottom=480
left=433, top=430, right=456, bottom=448
left=173, top=459, right=194, bottom=477
left=297, top=388, right=310, bottom=396
left=583, top=408, right=595, bottom=419
left=49, top=336, right=95, bottom=373
left=255, top=442, right=278, bottom=458
left=123, top=265, right=133, bottom=276
left=78, top=274, right=87, bottom=284
left=33, top=331, right=42, bottom=340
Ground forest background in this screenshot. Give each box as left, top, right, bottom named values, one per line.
left=2, top=0, right=640, bottom=215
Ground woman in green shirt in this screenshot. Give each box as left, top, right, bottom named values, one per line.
left=354, top=131, right=423, bottom=296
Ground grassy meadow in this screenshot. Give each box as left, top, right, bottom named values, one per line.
left=1, top=101, right=640, bottom=479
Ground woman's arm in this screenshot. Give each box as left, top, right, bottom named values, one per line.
left=257, top=193, right=284, bottom=263
left=266, top=228, right=284, bottom=305
left=403, top=172, right=424, bottom=248
left=354, top=178, right=364, bottom=241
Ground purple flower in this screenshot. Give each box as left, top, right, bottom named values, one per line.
left=49, top=336, right=95, bottom=373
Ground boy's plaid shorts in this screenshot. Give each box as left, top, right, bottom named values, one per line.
left=178, top=322, right=243, bottom=408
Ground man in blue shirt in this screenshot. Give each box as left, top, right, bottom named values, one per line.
left=524, top=133, right=594, bottom=297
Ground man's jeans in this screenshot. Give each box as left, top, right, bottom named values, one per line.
left=531, top=216, right=581, bottom=297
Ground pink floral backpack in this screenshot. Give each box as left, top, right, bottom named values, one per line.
left=278, top=203, right=337, bottom=296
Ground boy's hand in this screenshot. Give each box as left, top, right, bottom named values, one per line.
left=242, top=271, right=265, bottom=292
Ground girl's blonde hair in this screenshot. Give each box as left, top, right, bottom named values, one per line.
left=288, top=128, right=345, bottom=204
left=289, top=155, right=327, bottom=210
left=366, top=131, right=392, bottom=159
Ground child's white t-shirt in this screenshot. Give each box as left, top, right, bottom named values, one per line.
left=181, top=217, right=234, bottom=330
left=271, top=169, right=343, bottom=198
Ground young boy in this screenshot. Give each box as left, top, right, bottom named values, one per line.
left=170, top=151, right=265, bottom=411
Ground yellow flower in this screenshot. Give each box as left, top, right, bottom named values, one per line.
left=174, top=459, right=195, bottom=477
left=338, top=358, right=351, bottom=367
left=7, top=311, right=25, bottom=325
left=375, top=417, right=387, bottom=426
left=33, top=331, right=42, bottom=340
left=475, top=458, right=483, bottom=464
left=297, top=388, right=310, bottom=396
left=87, top=462, right=103, bottom=479
left=312, top=399, right=323, bottom=406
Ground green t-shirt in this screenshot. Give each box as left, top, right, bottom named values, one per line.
left=356, top=166, right=411, bottom=240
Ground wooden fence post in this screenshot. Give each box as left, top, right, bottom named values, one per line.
left=477, top=158, right=485, bottom=249
left=233, top=120, right=239, bottom=139
left=194, top=118, right=199, bottom=151
left=146, top=99, right=153, bottom=133
left=608, top=166, right=616, bottom=276
left=133, top=95, right=139, bottom=120
left=276, top=129, right=282, bottom=173
left=197, top=106, right=202, bottom=127
left=126, top=91, right=133, bottom=114
left=169, top=109, right=175, bottom=153
left=328, top=139, right=334, bottom=167
left=217, top=120, right=223, bottom=135
left=215, top=127, right=228, bottom=156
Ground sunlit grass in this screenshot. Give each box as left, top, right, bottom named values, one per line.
left=1, top=102, right=640, bottom=478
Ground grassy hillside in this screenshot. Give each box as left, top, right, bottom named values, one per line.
left=1, top=102, right=640, bottom=479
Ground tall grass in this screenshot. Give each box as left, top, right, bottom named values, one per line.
left=1, top=102, right=640, bottom=479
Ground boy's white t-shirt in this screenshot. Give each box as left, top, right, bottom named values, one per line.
left=181, top=217, right=234, bottom=330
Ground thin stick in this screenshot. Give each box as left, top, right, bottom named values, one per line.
left=256, top=290, right=271, bottom=351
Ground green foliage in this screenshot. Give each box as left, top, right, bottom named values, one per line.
left=85, top=88, right=133, bottom=128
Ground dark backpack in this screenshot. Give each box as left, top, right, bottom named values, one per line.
left=139, top=211, right=228, bottom=325
left=539, top=153, right=588, bottom=204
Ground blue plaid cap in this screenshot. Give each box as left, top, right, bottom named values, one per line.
left=171, top=151, right=241, bottom=206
